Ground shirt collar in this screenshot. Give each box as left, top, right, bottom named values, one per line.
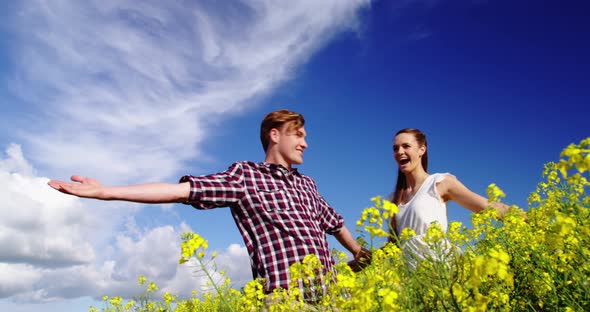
left=259, top=162, right=301, bottom=177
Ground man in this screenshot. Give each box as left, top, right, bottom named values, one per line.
left=48, top=109, right=369, bottom=294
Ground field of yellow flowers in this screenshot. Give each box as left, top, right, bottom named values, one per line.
left=94, top=137, right=589, bottom=311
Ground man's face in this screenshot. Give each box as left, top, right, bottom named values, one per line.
left=276, top=124, right=308, bottom=165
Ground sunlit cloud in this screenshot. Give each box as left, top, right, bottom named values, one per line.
left=7, top=0, right=369, bottom=184
left=0, top=144, right=95, bottom=268
left=0, top=146, right=248, bottom=302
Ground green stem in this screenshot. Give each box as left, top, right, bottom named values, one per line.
left=196, top=256, right=234, bottom=311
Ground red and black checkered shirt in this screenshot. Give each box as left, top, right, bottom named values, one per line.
left=180, top=161, right=344, bottom=292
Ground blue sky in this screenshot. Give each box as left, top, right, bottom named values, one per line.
left=1, top=0, right=588, bottom=311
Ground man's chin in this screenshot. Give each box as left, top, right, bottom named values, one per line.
left=291, top=158, right=303, bottom=165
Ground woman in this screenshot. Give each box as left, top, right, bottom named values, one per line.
left=389, top=128, right=510, bottom=267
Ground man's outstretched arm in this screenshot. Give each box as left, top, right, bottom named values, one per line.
left=48, top=175, right=190, bottom=204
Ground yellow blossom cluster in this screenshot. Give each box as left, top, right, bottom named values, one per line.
left=356, top=196, right=398, bottom=246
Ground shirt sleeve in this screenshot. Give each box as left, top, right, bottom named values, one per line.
left=179, top=162, right=246, bottom=209
left=308, top=178, right=344, bottom=234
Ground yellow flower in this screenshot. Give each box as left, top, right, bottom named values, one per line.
left=423, top=222, right=445, bottom=244
left=452, top=283, right=465, bottom=302
left=241, top=278, right=266, bottom=309
left=108, top=296, right=122, bottom=307
left=366, top=226, right=389, bottom=237
left=147, top=282, right=158, bottom=293
left=400, top=227, right=416, bottom=240
left=383, top=199, right=399, bottom=215
left=447, top=221, right=464, bottom=245
left=378, top=288, right=398, bottom=309
left=179, top=232, right=209, bottom=264
left=371, top=195, right=382, bottom=203
left=163, top=292, right=177, bottom=305
left=486, top=183, right=506, bottom=203
left=124, top=300, right=135, bottom=310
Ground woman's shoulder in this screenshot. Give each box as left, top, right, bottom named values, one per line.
left=429, top=172, right=456, bottom=183
left=428, top=173, right=458, bottom=196
left=430, top=173, right=467, bottom=198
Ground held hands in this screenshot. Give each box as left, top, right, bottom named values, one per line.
left=347, top=247, right=372, bottom=272
left=48, top=175, right=105, bottom=199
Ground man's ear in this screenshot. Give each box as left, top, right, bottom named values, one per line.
left=269, top=128, right=280, bottom=145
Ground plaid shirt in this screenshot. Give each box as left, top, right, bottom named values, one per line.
left=180, top=161, right=344, bottom=292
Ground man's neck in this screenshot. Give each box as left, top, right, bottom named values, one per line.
left=264, top=155, right=292, bottom=170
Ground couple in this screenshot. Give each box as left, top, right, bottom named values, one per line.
left=48, top=109, right=509, bottom=294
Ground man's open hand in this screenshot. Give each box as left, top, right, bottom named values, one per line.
left=48, top=176, right=104, bottom=199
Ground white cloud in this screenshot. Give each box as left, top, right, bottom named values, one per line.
left=0, top=144, right=101, bottom=302
left=0, top=145, right=95, bottom=268
left=0, top=144, right=35, bottom=176
left=0, top=264, right=42, bottom=299
left=215, top=244, right=252, bottom=287
left=0, top=143, right=250, bottom=303
left=6, top=0, right=370, bottom=185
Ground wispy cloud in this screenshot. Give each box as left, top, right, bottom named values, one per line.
left=7, top=0, right=370, bottom=184
left=1, top=0, right=370, bottom=304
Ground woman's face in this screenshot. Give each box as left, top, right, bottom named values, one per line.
left=393, top=133, right=425, bottom=173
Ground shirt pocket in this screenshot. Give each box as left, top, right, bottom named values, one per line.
left=256, top=185, right=293, bottom=212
